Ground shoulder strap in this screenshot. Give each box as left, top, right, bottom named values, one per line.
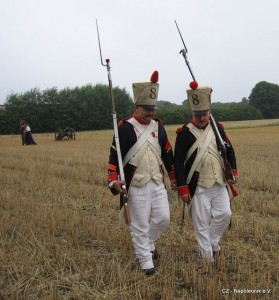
left=186, top=123, right=210, bottom=162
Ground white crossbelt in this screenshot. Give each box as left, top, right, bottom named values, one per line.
left=123, top=118, right=160, bottom=167
left=185, top=123, right=215, bottom=184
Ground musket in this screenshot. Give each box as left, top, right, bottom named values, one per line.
left=174, top=20, right=238, bottom=199
left=96, top=20, right=131, bottom=224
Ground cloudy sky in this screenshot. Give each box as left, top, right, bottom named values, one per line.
left=1, top=0, right=278, bottom=105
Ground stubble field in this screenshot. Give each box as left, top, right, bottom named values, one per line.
left=0, top=119, right=278, bottom=300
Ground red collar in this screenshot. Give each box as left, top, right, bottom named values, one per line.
left=132, top=113, right=151, bottom=125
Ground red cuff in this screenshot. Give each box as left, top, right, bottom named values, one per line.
left=168, top=171, right=176, bottom=181
left=178, top=185, right=190, bottom=196
left=108, top=172, right=118, bottom=183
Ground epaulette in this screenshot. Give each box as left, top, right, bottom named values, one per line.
left=118, top=116, right=131, bottom=127
left=176, top=127, right=183, bottom=134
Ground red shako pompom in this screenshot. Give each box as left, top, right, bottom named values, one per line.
left=150, top=70, right=159, bottom=83
left=189, top=81, right=198, bottom=90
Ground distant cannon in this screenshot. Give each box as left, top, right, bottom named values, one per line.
left=55, top=128, right=76, bottom=141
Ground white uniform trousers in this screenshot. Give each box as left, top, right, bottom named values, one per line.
left=191, top=183, right=231, bottom=261
left=128, top=180, right=170, bottom=270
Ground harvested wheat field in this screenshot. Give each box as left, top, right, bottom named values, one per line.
left=0, top=119, right=278, bottom=300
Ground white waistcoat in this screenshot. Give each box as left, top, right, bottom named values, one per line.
left=198, top=135, right=226, bottom=188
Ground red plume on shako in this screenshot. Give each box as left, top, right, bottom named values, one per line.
left=150, top=70, right=159, bottom=83
left=189, top=81, right=198, bottom=90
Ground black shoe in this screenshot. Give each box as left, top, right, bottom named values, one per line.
left=213, top=251, right=221, bottom=267
left=143, top=268, right=156, bottom=276
left=151, top=249, right=160, bottom=260
left=213, top=250, right=221, bottom=258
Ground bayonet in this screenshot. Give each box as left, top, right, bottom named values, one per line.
left=174, top=20, right=196, bottom=82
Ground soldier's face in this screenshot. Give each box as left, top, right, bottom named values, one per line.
left=136, top=106, right=155, bottom=123
left=193, top=110, right=210, bottom=128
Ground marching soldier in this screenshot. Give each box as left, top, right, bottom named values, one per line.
left=174, top=83, right=238, bottom=263
left=108, top=71, right=176, bottom=276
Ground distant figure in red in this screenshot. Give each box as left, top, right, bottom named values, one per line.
left=19, top=120, right=37, bottom=145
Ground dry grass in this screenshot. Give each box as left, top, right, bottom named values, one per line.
left=0, top=120, right=278, bottom=300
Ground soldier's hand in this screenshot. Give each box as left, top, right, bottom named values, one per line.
left=112, top=180, right=127, bottom=194
left=180, top=194, right=191, bottom=204
left=171, top=180, right=177, bottom=191
left=234, top=174, right=238, bottom=183
left=228, top=174, right=238, bottom=185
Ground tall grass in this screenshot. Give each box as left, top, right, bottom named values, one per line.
left=0, top=121, right=278, bottom=299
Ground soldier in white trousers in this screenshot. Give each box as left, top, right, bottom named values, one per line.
left=128, top=180, right=170, bottom=270
left=108, top=71, right=176, bottom=275
left=174, top=82, right=238, bottom=263
left=191, top=184, right=232, bottom=260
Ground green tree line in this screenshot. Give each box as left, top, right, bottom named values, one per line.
left=0, top=84, right=134, bottom=134
left=0, top=81, right=278, bottom=134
